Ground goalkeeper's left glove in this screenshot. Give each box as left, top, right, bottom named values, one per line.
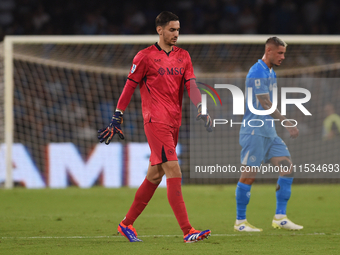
left=196, top=103, right=213, bottom=132
left=98, top=110, right=125, bottom=144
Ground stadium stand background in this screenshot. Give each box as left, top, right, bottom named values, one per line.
left=0, top=0, right=340, bottom=39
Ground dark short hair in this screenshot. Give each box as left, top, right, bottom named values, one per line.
left=155, top=11, right=179, bottom=28
left=266, top=36, right=287, bottom=47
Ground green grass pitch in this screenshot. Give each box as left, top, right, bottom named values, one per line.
left=1, top=184, right=340, bottom=255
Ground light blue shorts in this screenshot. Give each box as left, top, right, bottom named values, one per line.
left=240, top=134, right=291, bottom=166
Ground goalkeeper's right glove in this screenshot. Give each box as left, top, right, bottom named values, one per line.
left=98, top=110, right=125, bottom=144
left=196, top=103, right=213, bottom=132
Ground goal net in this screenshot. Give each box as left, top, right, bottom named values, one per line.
left=1, top=35, right=340, bottom=188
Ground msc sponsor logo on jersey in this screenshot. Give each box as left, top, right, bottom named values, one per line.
left=131, top=64, right=136, bottom=73
left=158, top=67, right=166, bottom=75
left=158, top=67, right=185, bottom=76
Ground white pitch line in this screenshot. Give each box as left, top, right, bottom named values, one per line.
left=1, top=232, right=339, bottom=240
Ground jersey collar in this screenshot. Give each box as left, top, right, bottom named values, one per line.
left=155, top=42, right=173, bottom=56
left=155, top=42, right=162, bottom=51
left=258, top=59, right=273, bottom=73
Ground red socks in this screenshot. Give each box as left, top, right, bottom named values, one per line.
left=167, top=178, right=192, bottom=235
left=122, top=178, right=158, bottom=226
left=122, top=177, right=192, bottom=236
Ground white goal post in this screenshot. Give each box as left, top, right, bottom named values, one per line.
left=2, top=35, right=340, bottom=188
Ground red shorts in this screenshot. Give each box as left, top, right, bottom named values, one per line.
left=144, top=122, right=179, bottom=166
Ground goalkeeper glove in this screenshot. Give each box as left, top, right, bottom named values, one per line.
left=196, top=103, right=213, bottom=132
left=98, top=111, right=125, bottom=144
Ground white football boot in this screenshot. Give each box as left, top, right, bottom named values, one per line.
left=234, top=220, right=263, bottom=232
left=272, top=216, right=303, bottom=230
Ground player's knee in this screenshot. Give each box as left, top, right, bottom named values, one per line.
left=279, top=158, right=294, bottom=175
left=162, top=161, right=182, bottom=178
left=239, top=178, right=255, bottom=185
left=165, top=170, right=182, bottom=179
left=146, top=173, right=164, bottom=185
left=147, top=177, right=162, bottom=185
left=278, top=158, right=292, bottom=168
left=282, top=171, right=294, bottom=177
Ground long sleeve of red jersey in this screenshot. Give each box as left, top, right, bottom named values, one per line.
left=116, top=78, right=138, bottom=111
left=116, top=52, right=147, bottom=111
left=185, top=78, right=201, bottom=107
left=183, top=51, right=201, bottom=107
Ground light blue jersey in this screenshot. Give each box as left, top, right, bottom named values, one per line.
left=240, top=59, right=278, bottom=138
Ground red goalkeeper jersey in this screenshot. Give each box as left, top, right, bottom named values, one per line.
left=117, top=43, right=201, bottom=128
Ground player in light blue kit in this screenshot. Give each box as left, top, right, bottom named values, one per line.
left=234, top=37, right=303, bottom=232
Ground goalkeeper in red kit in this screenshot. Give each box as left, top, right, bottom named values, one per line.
left=98, top=11, right=212, bottom=243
